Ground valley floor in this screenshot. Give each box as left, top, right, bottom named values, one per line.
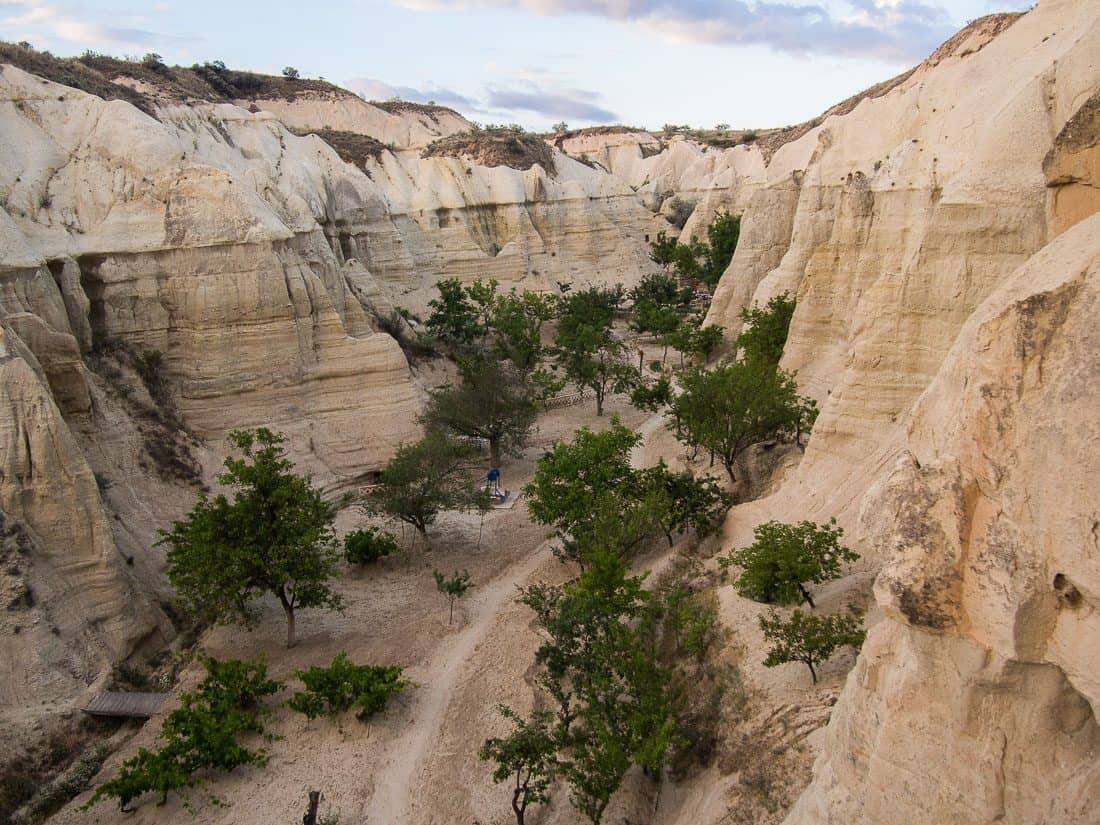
left=50, top=385, right=866, bottom=825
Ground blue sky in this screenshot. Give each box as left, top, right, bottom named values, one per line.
left=0, top=0, right=1032, bottom=130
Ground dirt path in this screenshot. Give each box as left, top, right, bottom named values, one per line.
left=366, top=539, right=552, bottom=824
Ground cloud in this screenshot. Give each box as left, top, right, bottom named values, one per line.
left=343, top=76, right=478, bottom=108
left=486, top=84, right=618, bottom=121
left=344, top=74, right=617, bottom=125
left=0, top=1, right=186, bottom=52
left=391, top=0, right=958, bottom=63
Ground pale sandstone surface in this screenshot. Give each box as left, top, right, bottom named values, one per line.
left=787, top=212, right=1100, bottom=825
left=246, top=92, right=471, bottom=150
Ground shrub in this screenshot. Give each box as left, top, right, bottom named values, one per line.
left=344, top=528, right=398, bottom=565
left=133, top=349, right=164, bottom=393
left=84, top=657, right=281, bottom=811
left=288, top=652, right=410, bottom=722
left=282, top=66, right=300, bottom=79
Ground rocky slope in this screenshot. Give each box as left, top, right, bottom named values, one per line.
left=0, top=52, right=668, bottom=764
left=695, top=0, right=1100, bottom=821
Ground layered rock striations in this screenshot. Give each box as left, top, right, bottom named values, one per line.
left=692, top=0, right=1100, bottom=821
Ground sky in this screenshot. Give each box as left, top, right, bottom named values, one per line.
left=0, top=0, right=1033, bottom=131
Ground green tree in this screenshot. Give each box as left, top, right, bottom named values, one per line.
left=759, top=610, right=865, bottom=684
left=648, top=231, right=680, bottom=272
left=288, top=652, right=409, bottom=722
left=641, top=463, right=733, bottom=545
left=669, top=358, right=808, bottom=482
left=423, top=358, right=539, bottom=465
left=523, top=421, right=667, bottom=565
left=629, top=376, right=673, bottom=412
left=737, top=292, right=796, bottom=366
left=434, top=569, right=473, bottom=624
left=84, top=658, right=281, bottom=811
left=490, top=289, right=557, bottom=372
left=703, top=211, right=740, bottom=286
left=721, top=519, right=857, bottom=608
left=479, top=706, right=561, bottom=825
left=160, top=429, right=344, bottom=648
left=282, top=66, right=300, bottom=79
left=366, top=432, right=484, bottom=538
left=344, top=527, right=399, bottom=565
left=520, top=551, right=677, bottom=823
left=647, top=212, right=740, bottom=288
left=425, top=278, right=484, bottom=353
left=554, top=286, right=637, bottom=416
left=629, top=272, right=691, bottom=310
left=554, top=331, right=638, bottom=417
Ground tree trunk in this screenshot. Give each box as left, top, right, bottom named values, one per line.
left=799, top=584, right=816, bottom=609
left=283, top=600, right=297, bottom=648
left=303, top=790, right=321, bottom=825
left=595, top=389, right=604, bottom=417
left=490, top=436, right=501, bottom=466
left=722, top=458, right=737, bottom=483
left=806, top=659, right=817, bottom=684
left=512, top=782, right=526, bottom=825
left=449, top=597, right=455, bottom=625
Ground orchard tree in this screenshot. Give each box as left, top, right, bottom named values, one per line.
left=424, top=278, right=555, bottom=372
left=490, top=289, right=557, bottom=372
left=425, top=278, right=487, bottom=354
left=433, top=569, right=472, bottom=624
left=520, top=550, right=678, bottom=823
left=161, top=429, right=344, bottom=648
left=759, top=610, right=865, bottom=684
left=366, top=431, right=485, bottom=538
left=554, top=286, right=637, bottom=416
left=669, top=357, right=809, bottom=482
left=629, top=376, right=673, bottom=412
left=523, top=420, right=668, bottom=564
left=737, top=292, right=796, bottom=366
left=721, top=519, right=857, bottom=607
left=554, top=331, right=638, bottom=416
left=640, top=463, right=733, bottom=545
left=479, top=707, right=561, bottom=825
left=423, top=358, right=539, bottom=465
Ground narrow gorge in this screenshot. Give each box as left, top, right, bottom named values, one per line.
left=1, top=0, right=1098, bottom=822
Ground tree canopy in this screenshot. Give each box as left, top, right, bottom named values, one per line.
left=669, top=358, right=813, bottom=482
left=736, top=292, right=796, bottom=366
left=365, top=431, right=485, bottom=537
left=721, top=519, right=858, bottom=607
left=759, top=610, right=865, bottom=684
left=554, top=286, right=638, bottom=416
left=480, top=706, right=561, bottom=825
left=519, top=550, right=678, bottom=823
left=423, top=358, right=539, bottom=465
left=160, top=428, right=343, bottom=648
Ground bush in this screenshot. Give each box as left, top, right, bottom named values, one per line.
left=133, top=348, right=163, bottom=381
left=84, top=657, right=281, bottom=811
left=288, top=652, right=410, bottom=722
left=344, top=528, right=398, bottom=565
left=282, top=66, right=300, bottom=79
